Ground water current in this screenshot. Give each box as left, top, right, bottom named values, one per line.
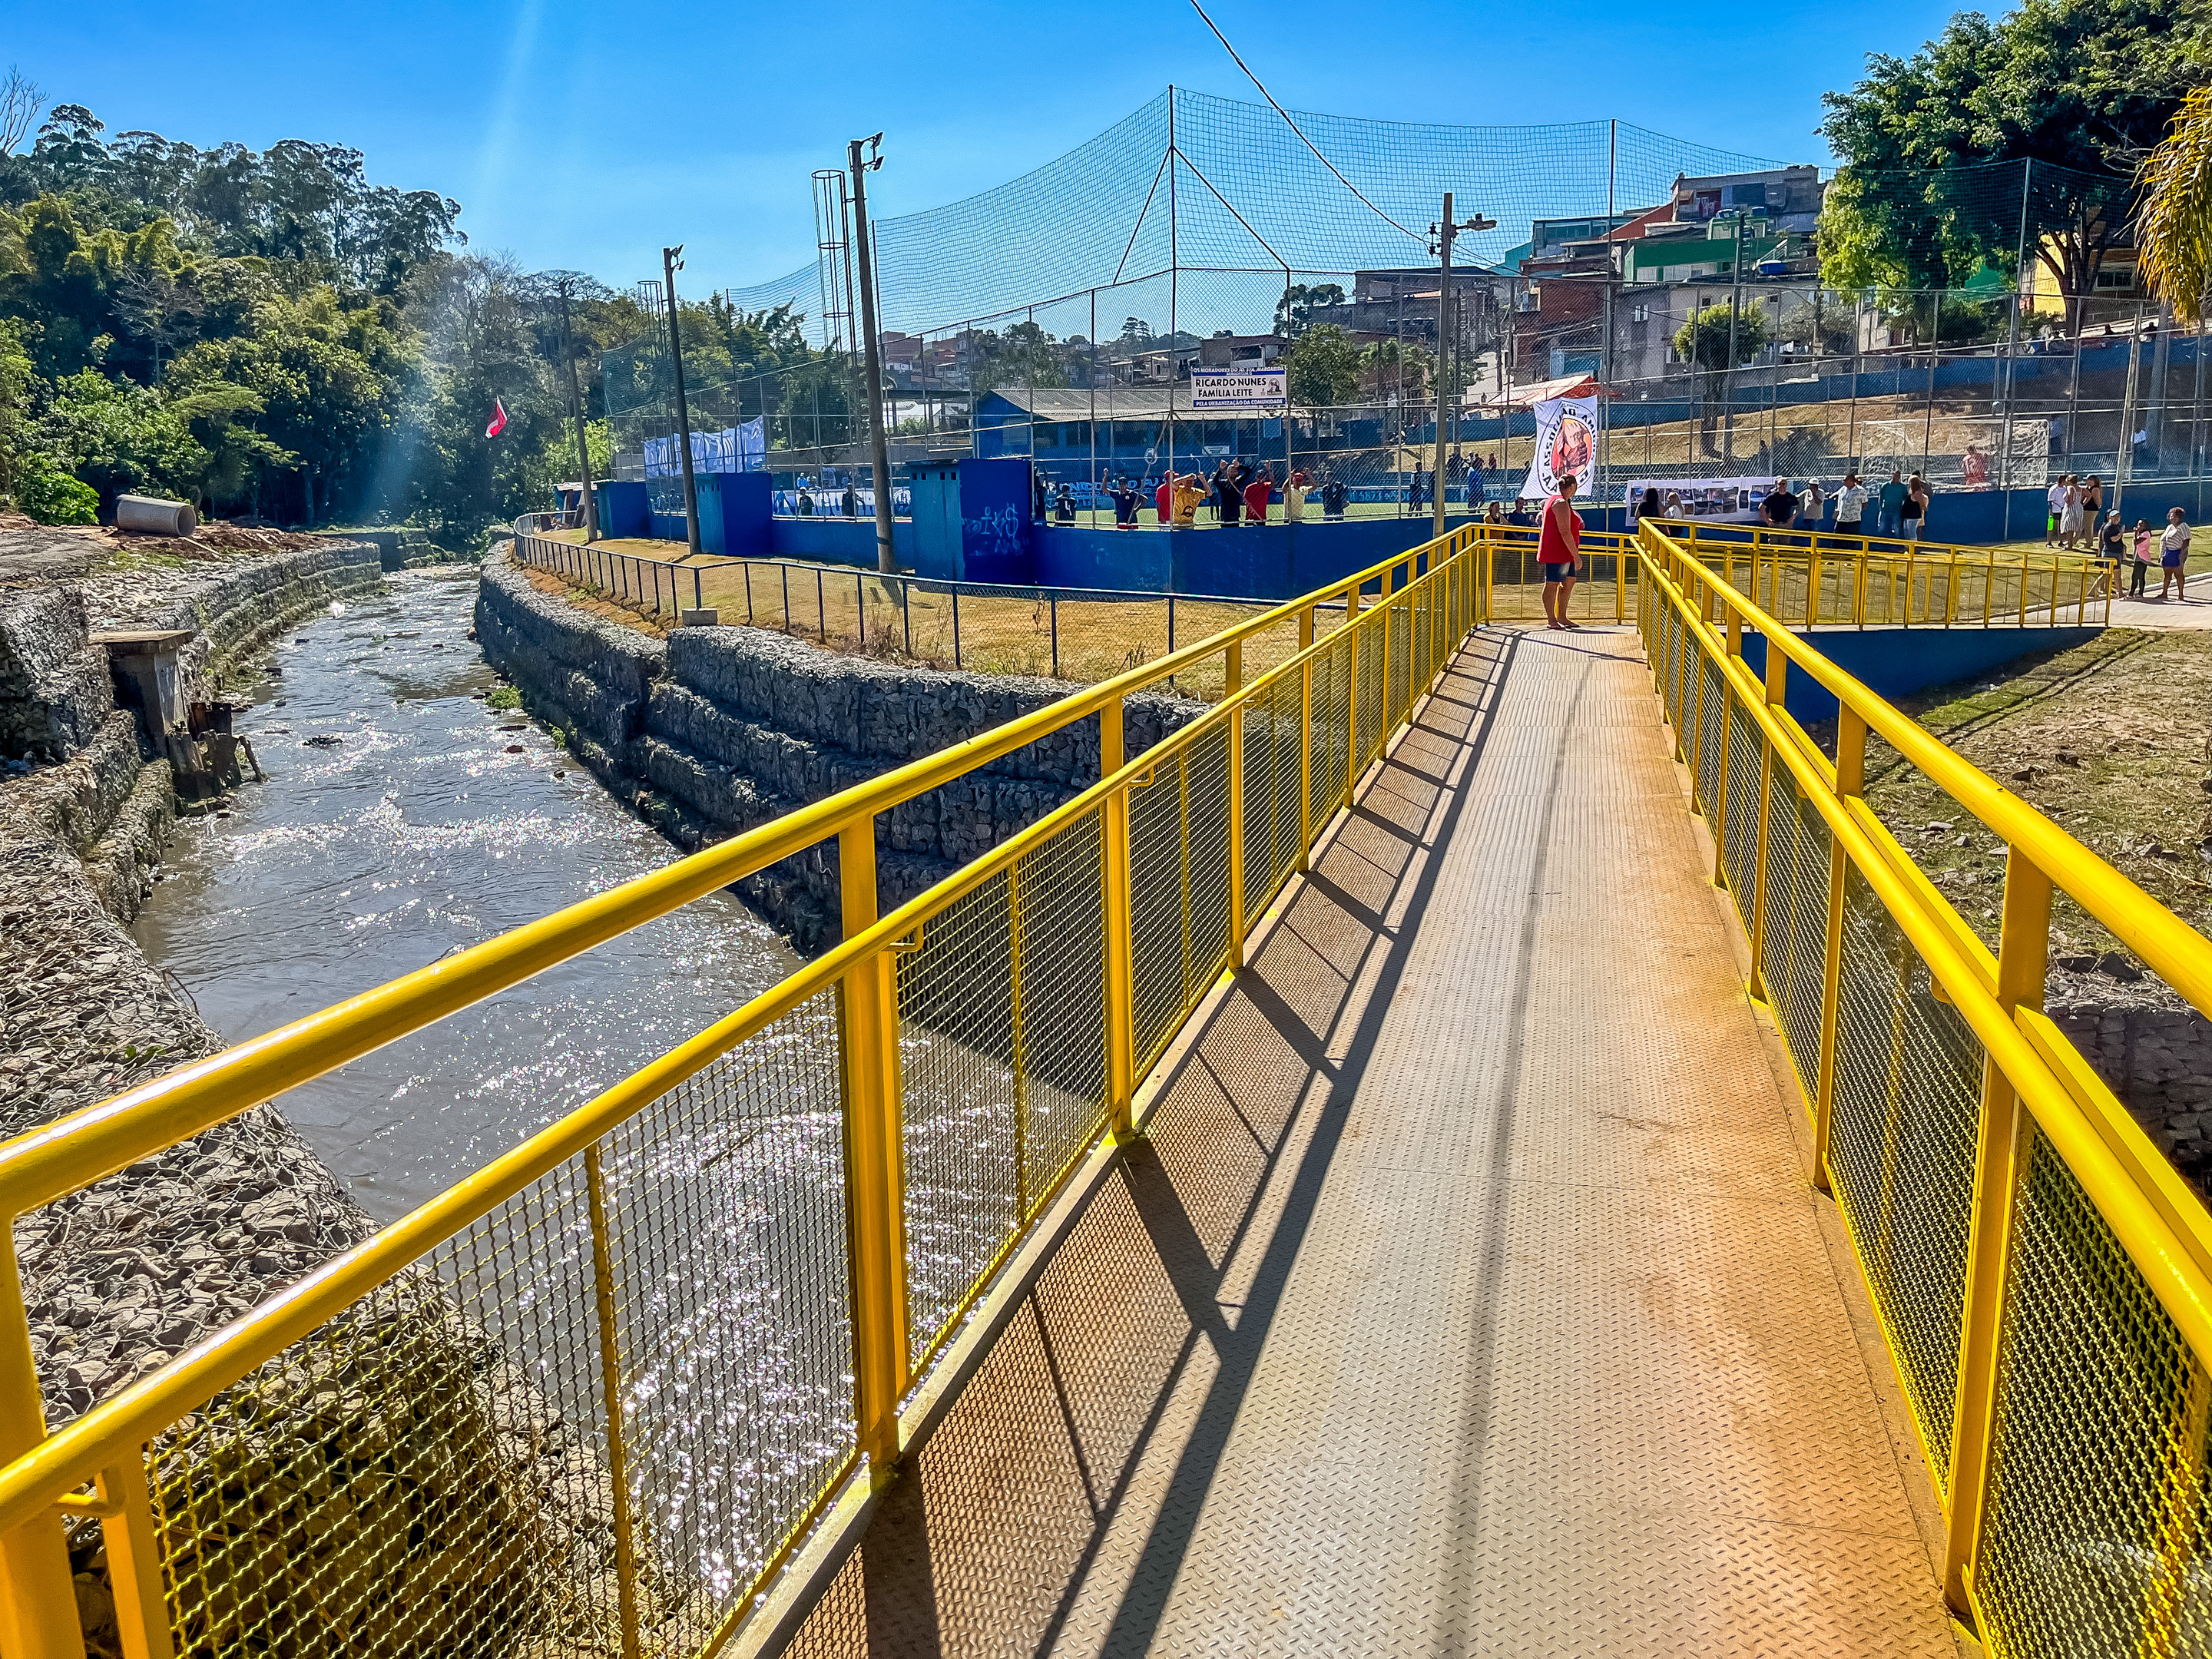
left=131, top=567, right=804, bottom=1224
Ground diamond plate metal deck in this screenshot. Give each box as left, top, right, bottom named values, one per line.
left=782, top=627, right=1959, bottom=1657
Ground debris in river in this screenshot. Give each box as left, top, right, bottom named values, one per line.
left=303, top=734, right=343, bottom=748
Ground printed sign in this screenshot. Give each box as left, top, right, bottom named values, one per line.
left=1191, top=369, right=1286, bottom=409
left=1519, top=395, right=1598, bottom=502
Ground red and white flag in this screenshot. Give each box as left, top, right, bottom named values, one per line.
left=485, top=399, right=508, bottom=439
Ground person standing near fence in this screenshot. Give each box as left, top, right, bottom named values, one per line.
left=1836, top=473, right=1868, bottom=541
left=2081, top=477, right=2104, bottom=549
left=2160, top=507, right=2192, bottom=601
left=1243, top=464, right=1273, bottom=526
left=2131, top=518, right=2155, bottom=597
left=1878, top=470, right=1909, bottom=539
left=1762, top=480, right=1799, bottom=529
left=2047, top=475, right=2070, bottom=547
left=1155, top=474, right=1172, bottom=527
left=1213, top=460, right=1240, bottom=527
left=1173, top=470, right=1205, bottom=528
left=1284, top=469, right=1310, bottom=524
left=1798, top=478, right=1825, bottom=531
left=1108, top=477, right=1141, bottom=529
left=1539, top=472, right=1584, bottom=631
left=1902, top=473, right=1930, bottom=544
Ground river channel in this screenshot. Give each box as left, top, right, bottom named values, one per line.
left=131, top=566, right=804, bottom=1224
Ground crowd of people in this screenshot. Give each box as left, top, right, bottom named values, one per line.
left=1061, top=459, right=1357, bottom=529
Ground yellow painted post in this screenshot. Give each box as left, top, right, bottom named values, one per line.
left=838, top=818, right=908, bottom=1481
left=1296, top=651, right=1314, bottom=875
left=0, top=1230, right=84, bottom=1659
left=1811, top=707, right=1866, bottom=1196
left=582, top=1141, right=646, bottom=1659
left=1375, top=565, right=1392, bottom=762
left=1806, top=549, right=1821, bottom=628
left=1344, top=586, right=1361, bottom=802
left=1102, top=739, right=1135, bottom=1134
left=1942, top=846, right=2051, bottom=1616
left=1983, top=548, right=1996, bottom=627
left=1615, top=541, right=1626, bottom=623
left=97, top=1454, right=174, bottom=1659
left=1227, top=698, right=1247, bottom=971
left=1746, top=639, right=1786, bottom=1003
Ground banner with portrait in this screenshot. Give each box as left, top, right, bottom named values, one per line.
left=1519, top=396, right=1598, bottom=502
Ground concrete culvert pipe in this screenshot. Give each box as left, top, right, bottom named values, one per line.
left=114, top=495, right=200, bottom=536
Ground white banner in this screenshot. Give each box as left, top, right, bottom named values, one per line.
left=1191, top=368, right=1286, bottom=409
left=1621, top=476, right=1783, bottom=525
left=1518, top=395, right=1598, bottom=501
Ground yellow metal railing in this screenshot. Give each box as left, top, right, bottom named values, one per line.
left=0, top=528, right=1485, bottom=1659
left=1637, top=521, right=2212, bottom=1657
left=1669, top=521, right=2112, bottom=630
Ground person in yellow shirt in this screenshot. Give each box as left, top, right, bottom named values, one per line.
left=1171, top=471, right=1204, bottom=528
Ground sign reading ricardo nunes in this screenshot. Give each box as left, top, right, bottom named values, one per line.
left=1190, top=369, right=1286, bottom=409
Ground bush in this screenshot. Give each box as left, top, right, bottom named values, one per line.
left=16, top=460, right=99, bottom=525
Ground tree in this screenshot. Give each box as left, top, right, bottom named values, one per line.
left=0, top=68, right=40, bottom=157
left=1358, top=336, right=1431, bottom=403
left=1273, top=281, right=1346, bottom=339
left=1819, top=0, right=2208, bottom=303
left=1674, top=303, right=1769, bottom=455
left=1282, top=323, right=1360, bottom=407
left=968, top=320, right=1067, bottom=397
left=36, top=369, right=209, bottom=508
left=2139, top=84, right=2212, bottom=326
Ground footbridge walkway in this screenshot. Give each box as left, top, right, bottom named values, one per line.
left=0, top=524, right=2203, bottom=1659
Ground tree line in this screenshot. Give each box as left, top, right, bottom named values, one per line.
left=0, top=81, right=839, bottom=532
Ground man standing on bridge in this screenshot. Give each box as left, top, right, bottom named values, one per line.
left=1540, top=472, right=1584, bottom=631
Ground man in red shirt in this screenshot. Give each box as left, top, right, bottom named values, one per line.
left=1154, top=475, right=1171, bottom=526
left=1243, top=465, right=1273, bottom=526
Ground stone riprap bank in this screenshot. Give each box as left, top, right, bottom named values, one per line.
left=475, top=547, right=1202, bottom=950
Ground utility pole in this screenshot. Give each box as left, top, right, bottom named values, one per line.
left=1431, top=192, right=1495, bottom=544
left=661, top=245, right=702, bottom=557
left=1725, top=212, right=1743, bottom=465
left=554, top=276, right=599, bottom=543
left=849, top=134, right=896, bottom=574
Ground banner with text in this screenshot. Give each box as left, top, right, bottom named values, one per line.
left=1191, top=368, right=1286, bottom=409
left=1518, top=395, right=1598, bottom=502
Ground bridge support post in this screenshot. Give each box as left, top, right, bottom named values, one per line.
left=1943, top=847, right=2051, bottom=1618
left=839, top=818, right=909, bottom=1482
left=0, top=1221, right=85, bottom=1659
left=1811, top=707, right=1866, bottom=1197
left=1101, top=699, right=1135, bottom=1140
left=1226, top=641, right=1247, bottom=970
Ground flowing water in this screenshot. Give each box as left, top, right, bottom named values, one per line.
left=131, top=566, right=805, bottom=1224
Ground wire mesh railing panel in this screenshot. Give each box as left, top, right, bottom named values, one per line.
left=1387, top=599, right=1412, bottom=729
left=1355, top=617, right=1384, bottom=776
left=1129, top=746, right=1197, bottom=1076
left=1824, top=861, right=1982, bottom=1487
left=1310, top=631, right=1353, bottom=826
left=1759, top=768, right=1837, bottom=1104
left=1240, top=676, right=1300, bottom=930
left=598, top=992, right=853, bottom=1653
left=1697, top=659, right=1725, bottom=826
left=1973, top=1124, right=2212, bottom=1659
left=1722, top=704, right=1763, bottom=939
left=147, top=1164, right=616, bottom=1657
left=1187, top=722, right=1234, bottom=997
left=894, top=869, right=1022, bottom=1363
left=1011, top=810, right=1111, bottom=1199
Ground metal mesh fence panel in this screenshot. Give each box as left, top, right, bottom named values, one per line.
left=598, top=995, right=853, bottom=1651
left=1387, top=598, right=1412, bottom=730
left=1974, top=1124, right=2212, bottom=1658
left=1130, top=744, right=1197, bottom=1077
left=1758, top=767, right=1837, bottom=1104
left=1697, top=659, right=1725, bottom=826
left=1356, top=617, right=1384, bottom=777
left=1310, top=631, right=1353, bottom=826
left=149, top=1164, right=615, bottom=1656
left=1187, top=722, right=1234, bottom=1002
left=1240, top=674, right=1303, bottom=929
left=1722, top=704, right=1763, bottom=939
left=1824, top=861, right=1982, bottom=1487
left=894, top=806, right=1111, bottom=1371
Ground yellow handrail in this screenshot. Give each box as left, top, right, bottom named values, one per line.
left=1637, top=520, right=2212, bottom=1653
left=0, top=525, right=1482, bottom=1659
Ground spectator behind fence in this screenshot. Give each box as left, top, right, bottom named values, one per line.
left=1284, top=469, right=1310, bottom=524
left=1835, top=473, right=1867, bottom=539
left=1244, top=465, right=1273, bottom=525
left=2047, top=475, right=2071, bottom=547
left=1799, top=478, right=1825, bottom=530
left=1154, top=474, right=1172, bottom=526
left=1054, top=483, right=1075, bottom=524
left=1878, top=470, right=1908, bottom=538
left=1172, top=471, right=1205, bottom=528
left=1635, top=486, right=1661, bottom=523
left=842, top=484, right=858, bottom=518
left=2081, top=476, right=2104, bottom=548
left=1323, top=475, right=1349, bottom=520
left=1762, top=480, right=1799, bottom=528
left=1108, top=477, right=1140, bottom=528
left=1962, top=443, right=1989, bottom=488
left=1213, top=460, right=1240, bottom=526
left=1902, top=473, right=1930, bottom=543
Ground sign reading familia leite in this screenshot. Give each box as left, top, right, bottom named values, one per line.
left=1190, top=368, right=1286, bottom=409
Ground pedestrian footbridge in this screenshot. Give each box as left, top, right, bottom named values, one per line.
left=2, top=525, right=2201, bottom=1659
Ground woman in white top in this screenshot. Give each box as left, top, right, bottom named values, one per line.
left=2060, top=478, right=2086, bottom=548
left=2160, top=508, right=2192, bottom=601
left=2046, top=477, right=2069, bottom=547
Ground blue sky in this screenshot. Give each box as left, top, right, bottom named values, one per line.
left=8, top=0, right=1976, bottom=295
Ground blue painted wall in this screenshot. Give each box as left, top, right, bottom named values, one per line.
left=1739, top=625, right=2102, bottom=726
left=909, top=462, right=962, bottom=581
left=959, top=458, right=1036, bottom=584
left=594, top=479, right=649, bottom=539
left=768, top=517, right=918, bottom=565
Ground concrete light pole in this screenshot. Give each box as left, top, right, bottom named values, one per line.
left=849, top=134, right=897, bottom=574
left=1431, top=193, right=1495, bottom=545
left=661, top=246, right=702, bottom=557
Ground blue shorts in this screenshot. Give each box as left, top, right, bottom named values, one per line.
left=1541, top=561, right=1575, bottom=581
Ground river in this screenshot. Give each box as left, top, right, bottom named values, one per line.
left=130, top=566, right=805, bottom=1225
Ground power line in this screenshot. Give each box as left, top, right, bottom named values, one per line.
left=1185, top=0, right=1428, bottom=247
